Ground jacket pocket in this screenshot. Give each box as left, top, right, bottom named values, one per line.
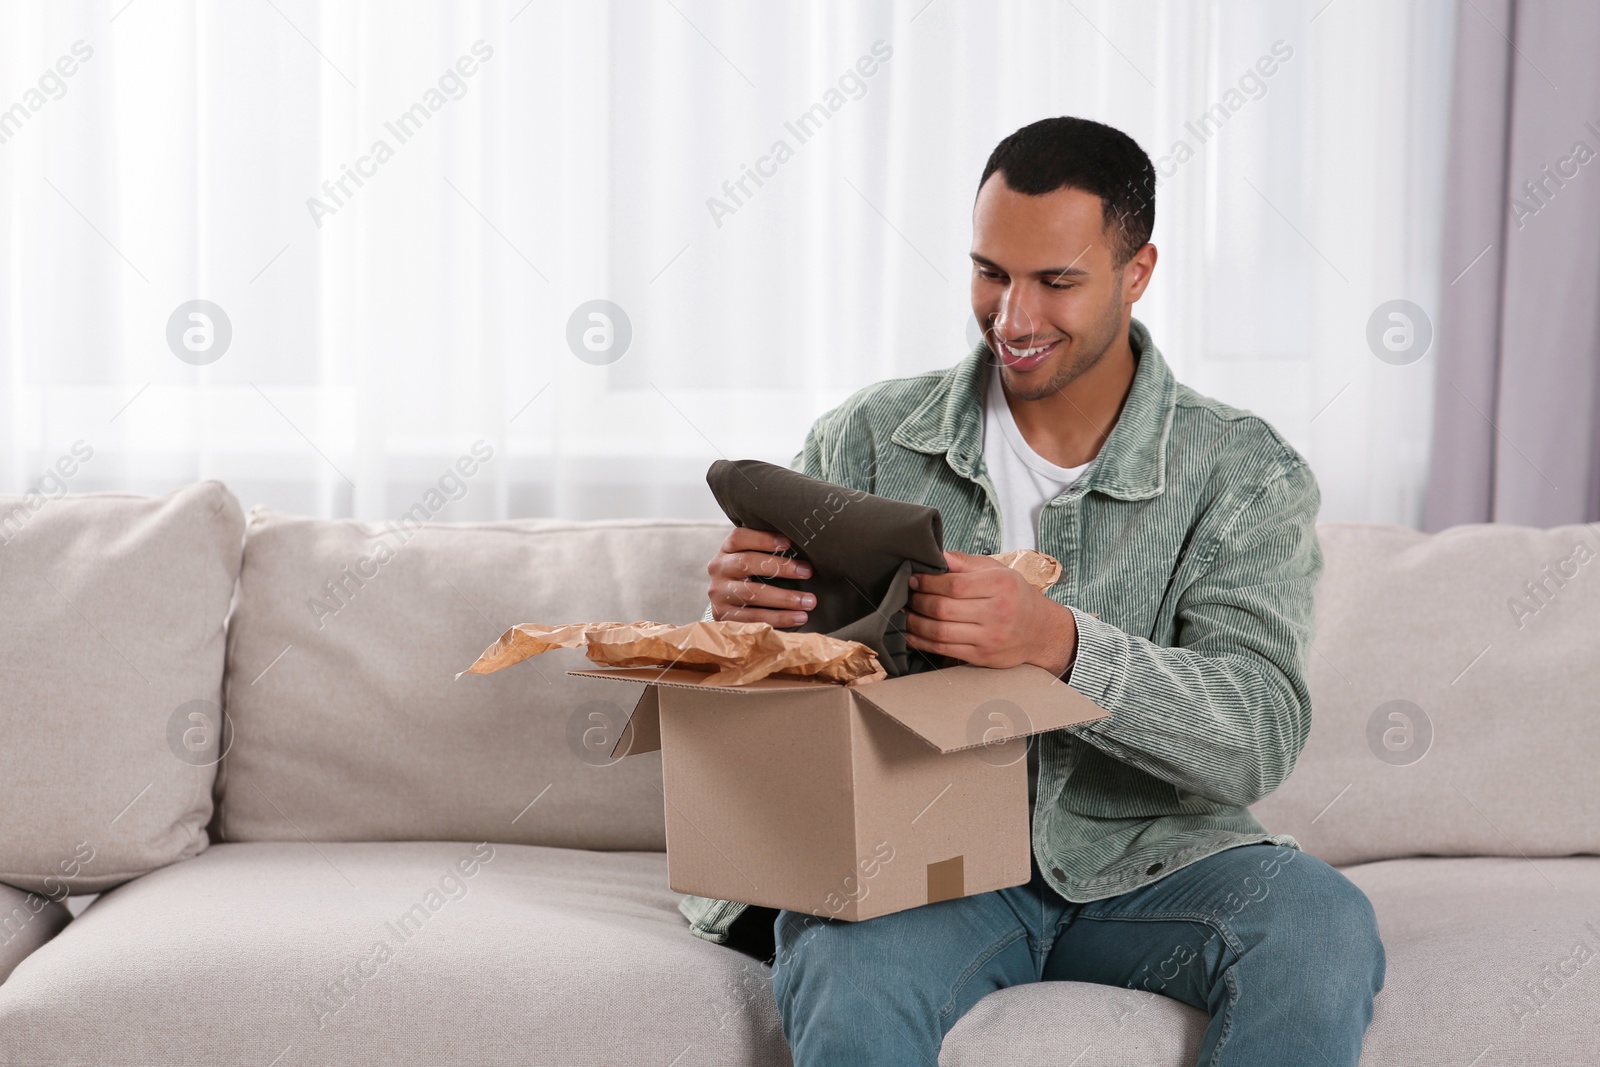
left=1057, top=745, right=1183, bottom=819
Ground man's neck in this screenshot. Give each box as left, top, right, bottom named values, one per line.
left=1000, top=326, right=1138, bottom=470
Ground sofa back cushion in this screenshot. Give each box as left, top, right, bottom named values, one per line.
left=216, top=511, right=728, bottom=851
left=0, top=482, right=244, bottom=894
left=1251, top=521, right=1600, bottom=866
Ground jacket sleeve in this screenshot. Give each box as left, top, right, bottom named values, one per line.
left=1063, top=460, right=1324, bottom=808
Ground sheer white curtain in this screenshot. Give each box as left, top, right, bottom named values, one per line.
left=0, top=0, right=1454, bottom=525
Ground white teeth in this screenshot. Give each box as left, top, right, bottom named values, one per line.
left=1004, top=341, right=1051, bottom=359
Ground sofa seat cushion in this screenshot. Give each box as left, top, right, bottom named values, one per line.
left=1341, top=856, right=1600, bottom=1066
left=940, top=982, right=1205, bottom=1065
left=8, top=849, right=1595, bottom=1066
left=0, top=842, right=789, bottom=1067
left=0, top=883, right=72, bottom=985
left=942, top=856, right=1600, bottom=1065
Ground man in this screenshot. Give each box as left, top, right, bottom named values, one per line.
left=689, top=116, right=1385, bottom=1066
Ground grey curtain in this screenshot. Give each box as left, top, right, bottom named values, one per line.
left=1423, top=0, right=1600, bottom=530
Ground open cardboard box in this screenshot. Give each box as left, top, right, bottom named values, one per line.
left=574, top=661, right=1110, bottom=922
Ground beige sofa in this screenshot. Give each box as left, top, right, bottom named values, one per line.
left=2, top=482, right=1596, bottom=1066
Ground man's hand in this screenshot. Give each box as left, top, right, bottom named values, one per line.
left=905, top=549, right=1079, bottom=676
left=706, top=527, right=816, bottom=627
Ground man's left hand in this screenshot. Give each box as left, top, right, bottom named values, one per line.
left=904, top=550, right=1079, bottom=676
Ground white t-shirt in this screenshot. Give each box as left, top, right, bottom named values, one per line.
left=979, top=361, right=1094, bottom=811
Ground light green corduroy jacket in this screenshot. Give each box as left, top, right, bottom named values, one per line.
left=680, top=317, right=1322, bottom=945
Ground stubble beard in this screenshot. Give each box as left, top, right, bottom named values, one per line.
left=1000, top=271, right=1127, bottom=403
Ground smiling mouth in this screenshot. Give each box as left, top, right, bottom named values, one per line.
left=997, top=338, right=1059, bottom=370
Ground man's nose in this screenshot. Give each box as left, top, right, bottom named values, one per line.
left=994, top=285, right=1044, bottom=341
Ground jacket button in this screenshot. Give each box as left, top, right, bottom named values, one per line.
left=1145, top=862, right=1164, bottom=875
left=1050, top=866, right=1066, bottom=881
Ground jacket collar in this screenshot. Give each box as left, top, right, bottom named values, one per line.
left=890, top=316, right=1175, bottom=501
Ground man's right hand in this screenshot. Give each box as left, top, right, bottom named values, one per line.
left=706, top=527, right=816, bottom=627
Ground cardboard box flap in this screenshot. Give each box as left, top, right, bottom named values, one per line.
left=610, top=685, right=661, bottom=759
left=850, top=663, right=1109, bottom=754
left=568, top=666, right=838, bottom=692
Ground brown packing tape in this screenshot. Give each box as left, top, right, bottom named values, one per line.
left=457, top=549, right=1068, bottom=686
left=927, top=855, right=965, bottom=904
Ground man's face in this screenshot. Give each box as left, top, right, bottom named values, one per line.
left=970, top=175, right=1149, bottom=401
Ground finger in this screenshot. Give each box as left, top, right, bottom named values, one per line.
left=713, top=576, right=811, bottom=625
left=716, top=604, right=811, bottom=628
left=711, top=546, right=813, bottom=582
left=942, top=549, right=1000, bottom=571
left=903, top=610, right=987, bottom=647
left=726, top=579, right=819, bottom=614
left=731, top=550, right=813, bottom=582
left=914, top=562, right=1017, bottom=595
left=722, top=526, right=793, bottom=555
left=905, top=590, right=987, bottom=622
left=904, top=630, right=981, bottom=660
left=908, top=568, right=980, bottom=597
left=720, top=578, right=815, bottom=614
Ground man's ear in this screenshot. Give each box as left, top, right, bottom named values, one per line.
left=1122, top=243, right=1158, bottom=302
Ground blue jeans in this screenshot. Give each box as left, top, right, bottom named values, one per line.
left=770, top=843, right=1384, bottom=1066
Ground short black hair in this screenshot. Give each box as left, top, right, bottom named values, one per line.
left=978, top=117, right=1156, bottom=268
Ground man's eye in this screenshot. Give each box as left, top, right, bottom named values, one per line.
left=1044, top=280, right=1075, bottom=290
left=976, top=268, right=1004, bottom=281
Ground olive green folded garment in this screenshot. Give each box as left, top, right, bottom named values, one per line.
left=705, top=458, right=950, bottom=676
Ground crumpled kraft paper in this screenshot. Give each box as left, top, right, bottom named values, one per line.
left=989, top=548, right=1062, bottom=592
left=461, top=619, right=887, bottom=687
left=460, top=548, right=1063, bottom=687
